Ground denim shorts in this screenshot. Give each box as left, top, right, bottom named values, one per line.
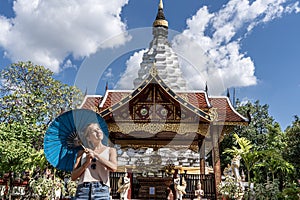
left=75, top=181, right=110, bottom=200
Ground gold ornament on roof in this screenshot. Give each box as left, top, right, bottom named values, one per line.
left=153, top=0, right=168, bottom=28
left=208, top=108, right=218, bottom=122
left=150, top=63, right=158, bottom=77
left=153, top=19, right=169, bottom=28
left=159, top=0, right=163, bottom=9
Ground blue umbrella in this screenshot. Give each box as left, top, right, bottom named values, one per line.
left=44, top=109, right=109, bottom=171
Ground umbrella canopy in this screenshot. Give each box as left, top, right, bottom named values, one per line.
left=44, top=109, right=109, bottom=171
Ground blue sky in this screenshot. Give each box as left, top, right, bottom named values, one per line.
left=0, top=0, right=299, bottom=130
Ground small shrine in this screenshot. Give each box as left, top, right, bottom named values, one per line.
left=80, top=0, right=248, bottom=199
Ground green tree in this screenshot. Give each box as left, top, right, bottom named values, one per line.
left=234, top=100, right=275, bottom=149
left=0, top=122, right=45, bottom=173
left=256, top=149, right=294, bottom=182
left=221, top=99, right=297, bottom=196
left=252, top=123, right=294, bottom=188
left=265, top=123, right=286, bottom=152
left=0, top=61, right=83, bottom=125
left=220, top=100, right=274, bottom=177
left=224, top=133, right=259, bottom=183
left=0, top=61, right=83, bottom=174
left=283, top=116, right=300, bottom=180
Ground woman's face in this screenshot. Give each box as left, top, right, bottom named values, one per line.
left=87, top=123, right=103, bottom=142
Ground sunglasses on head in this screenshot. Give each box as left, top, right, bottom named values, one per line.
left=91, top=158, right=97, bottom=170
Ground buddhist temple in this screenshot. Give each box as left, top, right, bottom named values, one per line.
left=80, top=1, right=248, bottom=199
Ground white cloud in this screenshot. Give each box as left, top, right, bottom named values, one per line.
left=115, top=0, right=299, bottom=94
left=0, top=0, right=129, bottom=73
left=171, top=0, right=300, bottom=95
left=239, top=97, right=253, bottom=106
left=117, top=0, right=300, bottom=95
left=0, top=16, right=11, bottom=47
left=104, top=68, right=114, bottom=79
left=115, top=50, right=147, bottom=90
left=62, top=59, right=77, bottom=70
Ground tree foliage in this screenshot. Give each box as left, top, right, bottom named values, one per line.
left=220, top=100, right=274, bottom=177
left=221, top=100, right=296, bottom=194
left=220, top=100, right=275, bottom=173
left=0, top=61, right=83, bottom=174
left=284, top=115, right=300, bottom=179
left=252, top=123, right=295, bottom=184
left=224, top=133, right=259, bottom=182
left=234, top=100, right=275, bottom=149
left=0, top=61, right=82, bottom=124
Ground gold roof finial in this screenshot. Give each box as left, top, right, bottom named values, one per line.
left=159, top=0, right=163, bottom=9
left=153, top=0, right=168, bottom=28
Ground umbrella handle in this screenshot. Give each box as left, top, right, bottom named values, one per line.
left=79, top=142, right=87, bottom=152
left=81, top=144, right=87, bottom=151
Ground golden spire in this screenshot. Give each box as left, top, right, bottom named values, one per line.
left=153, top=0, right=168, bottom=28
left=159, top=0, right=163, bottom=9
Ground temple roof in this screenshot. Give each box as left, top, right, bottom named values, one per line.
left=81, top=93, right=247, bottom=125
left=209, top=97, right=248, bottom=123
left=80, top=65, right=248, bottom=125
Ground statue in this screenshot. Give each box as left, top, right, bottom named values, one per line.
left=149, top=151, right=162, bottom=166
left=117, top=172, right=130, bottom=200
left=173, top=171, right=186, bottom=200
left=223, top=163, right=233, bottom=177
left=194, top=181, right=204, bottom=200
left=167, top=185, right=174, bottom=200
left=223, top=155, right=241, bottom=182
left=231, top=155, right=241, bottom=182
left=220, top=155, right=245, bottom=200
left=148, top=151, right=162, bottom=175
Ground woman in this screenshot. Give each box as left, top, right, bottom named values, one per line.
left=71, top=123, right=117, bottom=200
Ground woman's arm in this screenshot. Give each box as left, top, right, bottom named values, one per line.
left=71, top=150, right=91, bottom=181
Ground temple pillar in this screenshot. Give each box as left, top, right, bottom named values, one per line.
left=199, top=140, right=205, bottom=175
left=128, top=169, right=133, bottom=199
left=211, top=125, right=221, bottom=193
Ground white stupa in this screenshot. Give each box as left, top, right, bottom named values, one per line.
left=133, top=0, right=187, bottom=91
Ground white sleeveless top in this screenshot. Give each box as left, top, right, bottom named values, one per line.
left=79, top=147, right=110, bottom=187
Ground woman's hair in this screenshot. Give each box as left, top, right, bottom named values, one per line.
left=80, top=123, right=109, bottom=148
left=82, top=123, right=98, bottom=138
left=80, top=123, right=98, bottom=148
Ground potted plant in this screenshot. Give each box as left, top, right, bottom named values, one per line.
left=29, top=174, right=65, bottom=199
left=66, top=179, right=77, bottom=199
left=218, top=176, right=244, bottom=200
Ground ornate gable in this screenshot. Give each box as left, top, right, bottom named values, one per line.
left=100, top=65, right=214, bottom=124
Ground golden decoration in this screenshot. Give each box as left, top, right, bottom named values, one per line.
left=178, top=93, right=189, bottom=102
left=159, top=0, right=163, bottom=9
left=149, top=63, right=158, bottom=77
left=121, top=93, right=130, bottom=100
left=153, top=20, right=168, bottom=27
left=208, top=108, right=218, bottom=122
left=107, top=122, right=209, bottom=136
left=120, top=144, right=199, bottom=153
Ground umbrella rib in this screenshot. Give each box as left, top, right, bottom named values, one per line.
left=48, top=127, right=71, bottom=137
left=75, top=110, right=90, bottom=133
left=60, top=114, right=75, bottom=134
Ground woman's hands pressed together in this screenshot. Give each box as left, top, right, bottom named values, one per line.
left=84, top=148, right=95, bottom=164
